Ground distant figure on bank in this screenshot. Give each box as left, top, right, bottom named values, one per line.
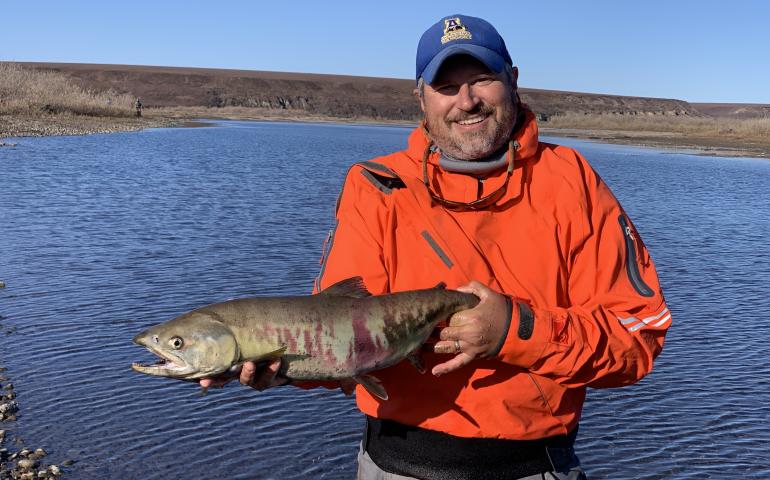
left=135, top=98, right=143, bottom=117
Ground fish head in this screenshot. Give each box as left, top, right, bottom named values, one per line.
left=132, top=311, right=240, bottom=380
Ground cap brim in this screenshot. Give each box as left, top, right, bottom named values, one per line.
left=421, top=44, right=507, bottom=85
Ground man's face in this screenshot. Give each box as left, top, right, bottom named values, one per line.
left=420, top=55, right=517, bottom=161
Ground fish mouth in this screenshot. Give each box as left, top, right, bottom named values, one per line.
left=131, top=351, right=195, bottom=377
left=131, top=337, right=198, bottom=378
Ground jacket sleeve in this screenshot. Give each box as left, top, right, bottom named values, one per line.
left=496, top=154, right=670, bottom=389
left=314, top=164, right=391, bottom=294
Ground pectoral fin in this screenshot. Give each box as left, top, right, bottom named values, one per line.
left=241, top=346, right=287, bottom=364
left=407, top=352, right=426, bottom=374
left=353, top=374, right=388, bottom=401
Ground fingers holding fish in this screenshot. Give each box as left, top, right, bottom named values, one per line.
left=429, top=323, right=483, bottom=375
left=430, top=281, right=512, bottom=375
left=245, top=359, right=288, bottom=391
left=454, top=280, right=512, bottom=357
left=239, top=361, right=258, bottom=387
left=198, top=360, right=287, bottom=391
left=199, top=373, right=235, bottom=389
left=199, top=363, right=246, bottom=389
left=431, top=352, right=474, bottom=377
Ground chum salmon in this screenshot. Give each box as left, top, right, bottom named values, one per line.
left=131, top=277, right=478, bottom=399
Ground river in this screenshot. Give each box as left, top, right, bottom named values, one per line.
left=1, top=121, right=769, bottom=479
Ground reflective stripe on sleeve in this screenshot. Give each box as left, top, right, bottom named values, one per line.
left=619, top=306, right=671, bottom=332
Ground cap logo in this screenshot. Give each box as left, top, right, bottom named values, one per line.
left=441, top=17, right=472, bottom=44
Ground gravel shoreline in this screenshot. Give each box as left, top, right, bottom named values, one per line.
left=0, top=279, right=71, bottom=479
left=0, top=372, right=73, bottom=479
left=0, top=114, right=178, bottom=139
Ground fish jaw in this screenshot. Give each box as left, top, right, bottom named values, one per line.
left=131, top=360, right=198, bottom=378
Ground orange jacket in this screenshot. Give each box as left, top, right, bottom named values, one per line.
left=314, top=110, right=670, bottom=441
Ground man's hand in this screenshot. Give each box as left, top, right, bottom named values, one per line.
left=431, top=281, right=511, bottom=376
left=199, top=359, right=288, bottom=391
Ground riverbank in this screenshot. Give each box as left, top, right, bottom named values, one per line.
left=539, top=126, right=770, bottom=158
left=0, top=280, right=70, bottom=478
left=0, top=113, right=179, bottom=138
left=3, top=108, right=769, bottom=159
left=541, top=112, right=770, bottom=159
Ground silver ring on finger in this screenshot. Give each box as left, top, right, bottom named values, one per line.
left=454, top=339, right=461, bottom=353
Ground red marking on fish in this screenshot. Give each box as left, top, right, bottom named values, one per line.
left=324, top=344, right=336, bottom=365
left=315, top=321, right=324, bottom=360
left=260, top=324, right=277, bottom=339
left=281, top=327, right=297, bottom=352
left=303, top=330, right=315, bottom=355
left=326, top=320, right=335, bottom=341
left=352, top=308, right=378, bottom=367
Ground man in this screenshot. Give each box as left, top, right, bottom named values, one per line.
left=204, top=14, right=670, bottom=480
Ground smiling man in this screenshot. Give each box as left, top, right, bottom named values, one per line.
left=211, top=14, right=671, bottom=480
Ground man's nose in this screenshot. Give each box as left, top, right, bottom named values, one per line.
left=455, top=83, right=480, bottom=111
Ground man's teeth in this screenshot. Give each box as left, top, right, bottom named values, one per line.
left=457, top=116, right=485, bottom=125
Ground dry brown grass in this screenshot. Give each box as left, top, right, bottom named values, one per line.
left=543, top=112, right=770, bottom=141
left=0, top=62, right=135, bottom=117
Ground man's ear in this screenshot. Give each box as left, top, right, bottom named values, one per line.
left=415, top=89, right=426, bottom=113
left=510, top=66, right=519, bottom=90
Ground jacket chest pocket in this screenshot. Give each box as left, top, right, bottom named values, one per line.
left=387, top=223, right=463, bottom=290
left=419, top=230, right=455, bottom=270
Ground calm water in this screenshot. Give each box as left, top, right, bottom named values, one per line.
left=1, top=121, right=769, bottom=479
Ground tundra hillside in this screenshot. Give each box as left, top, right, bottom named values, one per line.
left=2, top=62, right=769, bottom=157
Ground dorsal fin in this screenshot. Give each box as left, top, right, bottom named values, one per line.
left=320, top=276, right=372, bottom=298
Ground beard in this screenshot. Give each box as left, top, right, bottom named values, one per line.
left=426, top=100, right=517, bottom=160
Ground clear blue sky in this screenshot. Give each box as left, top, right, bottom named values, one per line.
left=2, top=0, right=769, bottom=104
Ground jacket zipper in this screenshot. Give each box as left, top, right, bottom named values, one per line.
left=420, top=230, right=454, bottom=269
left=314, top=224, right=337, bottom=290
left=618, top=215, right=654, bottom=297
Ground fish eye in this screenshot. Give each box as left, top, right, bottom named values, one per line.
left=152, top=335, right=159, bottom=344
left=169, top=336, right=184, bottom=350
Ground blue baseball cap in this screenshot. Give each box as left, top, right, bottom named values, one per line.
left=416, top=14, right=512, bottom=85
